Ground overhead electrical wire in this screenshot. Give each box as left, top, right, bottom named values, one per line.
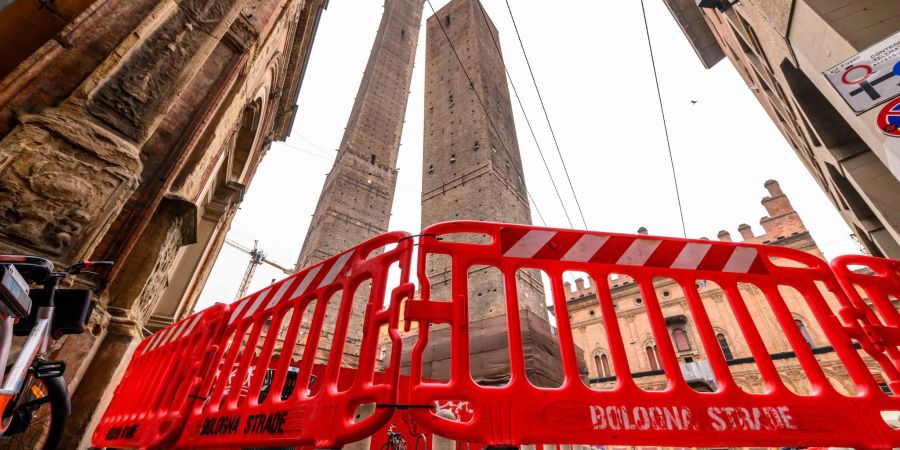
left=501, top=0, right=589, bottom=230
left=474, top=1, right=575, bottom=229
left=425, top=0, right=547, bottom=226
left=639, top=0, right=688, bottom=238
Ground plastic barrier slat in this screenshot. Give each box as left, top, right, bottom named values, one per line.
left=173, top=231, right=413, bottom=449
left=831, top=255, right=900, bottom=393
left=404, top=222, right=900, bottom=449
left=92, top=304, right=229, bottom=449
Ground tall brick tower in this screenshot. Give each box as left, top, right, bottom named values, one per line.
left=414, top=0, right=575, bottom=386
left=295, top=0, right=423, bottom=362
left=296, top=0, right=424, bottom=270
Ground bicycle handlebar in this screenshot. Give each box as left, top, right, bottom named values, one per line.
left=63, top=260, right=115, bottom=276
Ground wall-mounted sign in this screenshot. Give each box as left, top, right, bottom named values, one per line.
left=824, top=31, right=900, bottom=114
left=876, top=97, right=900, bottom=137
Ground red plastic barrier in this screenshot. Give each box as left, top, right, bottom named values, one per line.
left=405, top=222, right=900, bottom=449
left=831, top=255, right=900, bottom=393
left=173, top=231, right=414, bottom=449
left=92, top=304, right=229, bottom=449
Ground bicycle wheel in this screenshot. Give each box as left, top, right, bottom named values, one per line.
left=0, top=375, right=68, bottom=450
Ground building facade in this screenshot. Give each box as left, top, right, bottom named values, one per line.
left=563, top=181, right=891, bottom=401
left=664, top=0, right=900, bottom=259
left=0, top=0, right=326, bottom=445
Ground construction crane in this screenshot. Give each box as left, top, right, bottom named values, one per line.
left=225, top=238, right=293, bottom=300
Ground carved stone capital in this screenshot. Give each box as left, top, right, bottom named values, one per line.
left=224, top=13, right=259, bottom=53
left=105, top=306, right=144, bottom=338
left=0, top=106, right=142, bottom=264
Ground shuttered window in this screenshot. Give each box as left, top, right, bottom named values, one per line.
left=672, top=327, right=691, bottom=352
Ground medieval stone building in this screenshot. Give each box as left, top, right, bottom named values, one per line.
left=663, top=0, right=900, bottom=259
left=563, top=181, right=892, bottom=406
left=0, top=0, right=326, bottom=446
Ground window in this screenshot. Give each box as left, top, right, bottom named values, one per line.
left=795, top=319, right=813, bottom=348
left=635, top=297, right=643, bottom=306
left=672, top=328, right=691, bottom=352
left=594, top=353, right=611, bottom=378
left=646, top=344, right=660, bottom=371
left=717, top=333, right=734, bottom=361
left=370, top=154, right=376, bottom=165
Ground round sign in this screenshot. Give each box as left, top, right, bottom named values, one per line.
left=842, top=64, right=872, bottom=85
left=876, top=97, right=900, bottom=137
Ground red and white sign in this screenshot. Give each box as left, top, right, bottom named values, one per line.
left=876, top=97, right=900, bottom=137
left=824, top=30, right=900, bottom=114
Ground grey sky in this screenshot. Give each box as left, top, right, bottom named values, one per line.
left=195, top=1, right=860, bottom=311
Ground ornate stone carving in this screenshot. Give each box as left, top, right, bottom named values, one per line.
left=89, top=0, right=241, bottom=141
left=224, top=13, right=259, bottom=52
left=134, top=195, right=198, bottom=323
left=0, top=108, right=140, bottom=262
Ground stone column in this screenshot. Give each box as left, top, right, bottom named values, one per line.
left=19, top=0, right=248, bottom=446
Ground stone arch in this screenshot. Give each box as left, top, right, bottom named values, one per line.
left=230, top=98, right=263, bottom=182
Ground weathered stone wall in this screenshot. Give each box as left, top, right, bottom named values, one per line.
left=0, top=0, right=326, bottom=446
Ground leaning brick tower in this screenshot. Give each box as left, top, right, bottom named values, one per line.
left=295, top=0, right=424, bottom=361
left=296, top=0, right=424, bottom=271
left=415, top=0, right=571, bottom=387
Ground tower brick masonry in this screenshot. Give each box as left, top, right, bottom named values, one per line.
left=295, top=0, right=424, bottom=360
left=296, top=0, right=424, bottom=270
left=421, top=0, right=545, bottom=321
left=409, top=0, right=583, bottom=387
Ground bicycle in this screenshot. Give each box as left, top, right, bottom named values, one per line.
left=0, top=256, right=111, bottom=449
left=382, top=424, right=408, bottom=450
left=382, top=413, right=427, bottom=450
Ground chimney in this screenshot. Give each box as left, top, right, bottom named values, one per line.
left=764, top=179, right=784, bottom=197
left=563, top=281, right=573, bottom=299
left=761, top=179, right=794, bottom=217
left=637, top=227, right=648, bottom=235
left=759, top=179, right=806, bottom=236
left=738, top=223, right=754, bottom=240
left=717, top=230, right=732, bottom=242
left=575, top=278, right=585, bottom=295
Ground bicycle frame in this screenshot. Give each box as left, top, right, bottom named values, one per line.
left=0, top=273, right=58, bottom=433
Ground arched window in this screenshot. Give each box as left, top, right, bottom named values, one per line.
left=594, top=353, right=611, bottom=378
left=716, top=333, right=734, bottom=361
left=645, top=344, right=660, bottom=371
left=672, top=327, right=691, bottom=352
left=795, top=319, right=813, bottom=348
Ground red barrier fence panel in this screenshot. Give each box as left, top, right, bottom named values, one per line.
left=92, top=303, right=229, bottom=449
left=831, top=255, right=900, bottom=393
left=405, top=221, right=900, bottom=449
left=173, top=231, right=414, bottom=449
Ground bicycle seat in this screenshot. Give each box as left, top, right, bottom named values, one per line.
left=0, top=255, right=54, bottom=283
